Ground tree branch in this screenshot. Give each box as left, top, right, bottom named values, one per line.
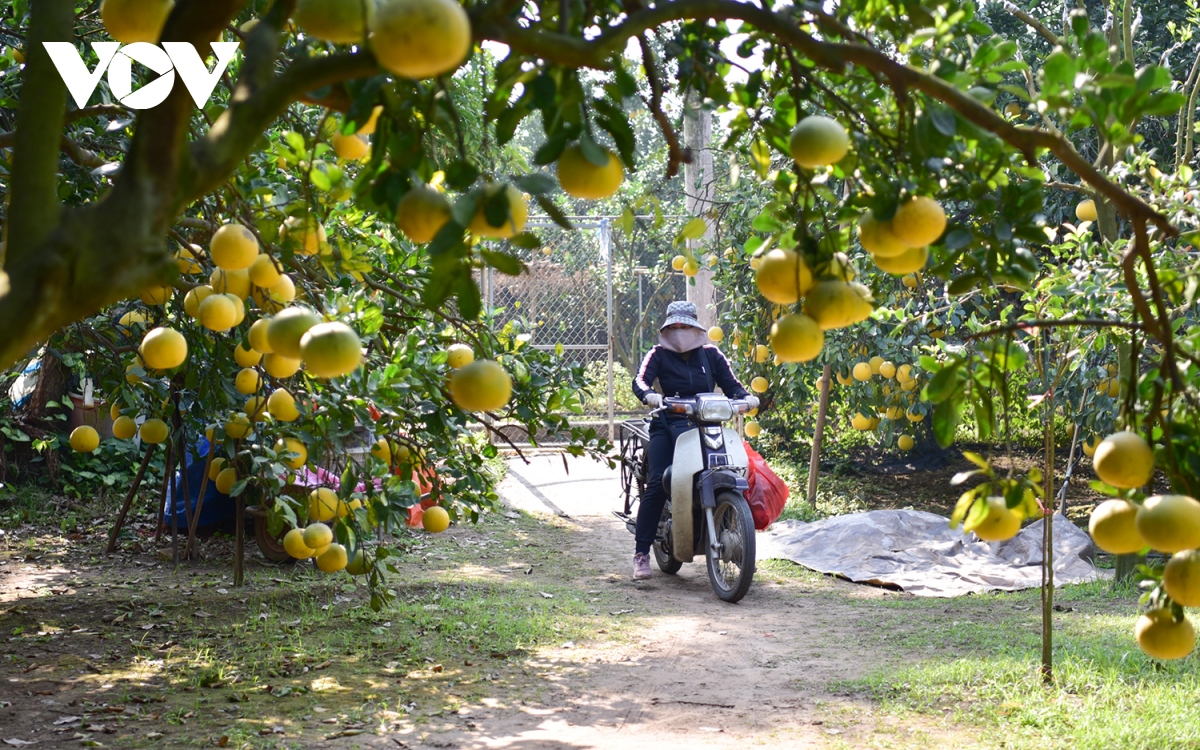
left=638, top=34, right=684, bottom=179
left=1001, top=0, right=1059, bottom=45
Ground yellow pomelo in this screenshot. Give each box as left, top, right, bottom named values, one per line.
left=183, top=286, right=213, bottom=318
left=803, top=280, right=873, bottom=330
left=885, top=406, right=904, bottom=420
left=140, top=285, right=172, bottom=306
left=971, top=497, right=1022, bottom=542
left=267, top=388, right=300, bottom=422
left=215, top=467, right=238, bottom=495
left=275, top=437, right=308, bottom=470
left=331, top=132, right=370, bottom=161
left=1087, top=499, right=1145, bottom=554
left=316, top=543, right=349, bottom=573
left=109, top=402, right=122, bottom=421
left=446, top=343, right=474, bottom=369
left=263, top=354, right=302, bottom=379
left=208, top=457, right=226, bottom=482
left=852, top=362, right=872, bottom=381
left=224, top=293, right=246, bottom=327
left=345, top=549, right=372, bottom=575
left=283, top=528, right=315, bottom=559
left=873, top=245, right=929, bottom=275
left=879, top=361, right=897, bottom=379
left=906, top=409, right=924, bottom=423
left=857, top=211, right=908, bottom=258
left=898, top=435, right=914, bottom=451
left=249, top=254, right=282, bottom=289
left=1163, top=550, right=1200, bottom=607
left=788, top=115, right=849, bottom=169
left=1075, top=199, right=1098, bottom=222
left=225, top=413, right=252, bottom=440
left=902, top=274, right=919, bottom=289
left=1004, top=102, right=1023, bottom=117
left=891, top=196, right=947, bottom=248
left=234, top=368, right=261, bottom=395
left=101, top=0, right=173, bottom=44
left=1135, top=609, right=1196, bottom=661
left=469, top=183, right=528, bottom=238
left=744, top=420, right=761, bottom=438
left=682, top=260, right=700, bottom=277
left=268, top=307, right=322, bottom=359
left=897, top=364, right=913, bottom=382
left=422, top=505, right=451, bottom=533
left=755, top=248, right=812, bottom=304
left=69, top=425, right=100, bottom=453
left=118, top=310, right=148, bottom=328
left=835, top=371, right=853, bottom=386
left=300, top=322, right=363, bottom=379
left=769, top=313, right=823, bottom=363
left=556, top=145, right=625, bottom=200
left=449, top=360, right=513, bottom=412
left=210, top=223, right=259, bottom=271
left=257, top=274, right=297, bottom=311
left=140, top=418, right=169, bottom=444
left=244, top=395, right=267, bottom=421
left=249, top=318, right=274, bottom=354
left=176, top=246, right=202, bottom=274
left=199, top=294, right=236, bottom=332
left=302, top=522, right=333, bottom=550
left=707, top=326, right=724, bottom=343
left=671, top=255, right=686, bottom=271
left=357, top=105, right=384, bottom=135
left=210, top=267, right=251, bottom=299
left=1093, top=431, right=1154, bottom=489
left=901, top=378, right=918, bottom=392
left=233, top=343, right=262, bottom=368
left=294, top=0, right=374, bottom=43
left=396, top=184, right=452, bottom=243
left=1081, top=435, right=1098, bottom=457
left=371, top=0, right=472, bottom=79
left=750, top=376, right=769, bottom=394
left=281, top=215, right=326, bottom=256
left=851, top=413, right=873, bottom=431
left=753, top=344, right=770, bottom=364
left=111, top=415, right=137, bottom=440
left=309, top=488, right=340, bottom=522
left=371, top=438, right=393, bottom=464
left=139, top=327, right=188, bottom=370
left=1135, top=494, right=1200, bottom=553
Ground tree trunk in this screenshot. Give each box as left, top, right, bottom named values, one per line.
left=683, top=92, right=717, bottom=329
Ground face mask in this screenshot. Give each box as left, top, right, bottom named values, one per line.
left=659, top=327, right=708, bottom=353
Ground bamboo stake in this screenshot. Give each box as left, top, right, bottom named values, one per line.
left=234, top=495, right=245, bottom=587
left=806, top=365, right=831, bottom=505
left=105, top=444, right=157, bottom=553
left=154, top=441, right=174, bottom=544
left=184, top=446, right=216, bottom=559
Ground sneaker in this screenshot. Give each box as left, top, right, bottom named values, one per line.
left=633, top=552, right=652, bottom=580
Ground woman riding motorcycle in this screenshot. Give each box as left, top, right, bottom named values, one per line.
left=630, top=301, right=758, bottom=580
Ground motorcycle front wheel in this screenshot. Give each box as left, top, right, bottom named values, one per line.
left=705, top=491, right=756, bottom=603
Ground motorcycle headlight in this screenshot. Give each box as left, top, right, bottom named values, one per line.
left=696, top=396, right=733, bottom=422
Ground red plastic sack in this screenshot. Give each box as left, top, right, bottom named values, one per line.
left=743, top=440, right=788, bottom=530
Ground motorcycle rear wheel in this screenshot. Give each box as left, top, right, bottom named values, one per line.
left=705, top=491, right=755, bottom=603
left=653, top=543, right=682, bottom=574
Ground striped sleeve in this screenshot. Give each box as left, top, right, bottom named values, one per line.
left=707, top=346, right=750, bottom=399
left=632, top=346, right=660, bottom=403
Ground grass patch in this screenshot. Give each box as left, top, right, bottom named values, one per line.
left=834, top=579, right=1200, bottom=750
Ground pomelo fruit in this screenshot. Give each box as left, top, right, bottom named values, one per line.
left=140, top=418, right=169, bottom=444
left=210, top=267, right=251, bottom=299
left=788, top=115, right=849, bottom=169
left=857, top=210, right=908, bottom=258
left=371, top=0, right=472, bottom=79
left=357, top=105, right=384, bottom=135
left=263, top=353, right=302, bottom=379
left=371, top=438, right=393, bottom=465
left=281, top=215, right=326, bottom=256
left=707, top=326, right=724, bottom=343
left=769, top=313, right=823, bottom=363
left=898, top=435, right=914, bottom=451
left=671, top=255, right=686, bottom=271
left=235, top=368, right=261, bottom=395
left=69, top=426, right=100, bottom=453
left=396, top=184, right=452, bottom=243
left=302, top=522, right=333, bottom=550
left=267, top=388, right=300, bottom=422
left=345, top=549, right=372, bottom=575
left=1075, top=199, right=1098, bottom=222
left=1164, top=549, right=1200, bottom=607
left=449, top=360, right=513, bottom=412
left=873, top=245, right=929, bottom=275
left=140, top=285, right=172, bottom=306
left=316, top=543, right=349, bottom=572
left=803, top=280, right=873, bottom=330
left=446, top=343, right=474, bottom=369
left=331, top=132, right=370, bottom=161
left=234, top=343, right=262, bottom=368
left=744, top=420, right=761, bottom=437
left=422, top=505, right=451, bottom=533
left=299, top=322, right=363, bottom=379
left=215, top=467, right=238, bottom=495
left=199, top=294, right=237, bottom=332
left=1135, top=609, right=1195, bottom=661
left=111, top=415, right=137, bottom=440
left=176, top=246, right=203, bottom=274
left=1004, top=102, right=1023, bottom=117
left=249, top=254, right=282, bottom=289
left=139, top=327, right=188, bottom=370
left=225, top=413, right=252, bottom=440
left=101, top=0, right=173, bottom=44
left=249, top=318, right=274, bottom=354
left=750, top=376, right=769, bottom=394
left=1135, top=494, right=1200, bottom=553
left=274, top=437, right=307, bottom=470
left=283, top=528, right=315, bottom=559
left=753, top=344, right=769, bottom=364
left=835, top=371, right=853, bottom=386
left=224, top=293, right=246, bottom=327
left=556, top=145, right=624, bottom=200
left=208, top=457, right=226, bottom=482
left=852, top=362, right=872, bottom=381
left=1093, top=431, right=1154, bottom=489
left=890, top=196, right=946, bottom=248
left=244, top=395, right=267, bottom=421
left=293, top=0, right=374, bottom=43
left=184, top=286, right=214, bottom=318
left=267, top=307, right=321, bottom=359
left=1088, top=499, right=1145, bottom=554
left=118, top=310, right=148, bottom=328
left=210, top=223, right=259, bottom=271
left=971, top=497, right=1021, bottom=542
left=469, top=183, right=528, bottom=238
left=755, top=248, right=812, bottom=304
left=879, top=361, right=897, bottom=379
left=851, top=413, right=873, bottom=431
left=308, top=487, right=340, bottom=522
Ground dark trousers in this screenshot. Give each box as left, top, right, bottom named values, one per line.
left=635, top=416, right=690, bottom=554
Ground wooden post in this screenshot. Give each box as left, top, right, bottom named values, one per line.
left=234, top=495, right=245, bottom=587
left=807, top=365, right=832, bottom=505
left=184, top=447, right=216, bottom=559
left=106, top=444, right=157, bottom=553
left=1041, top=410, right=1056, bottom=684
left=154, top=441, right=174, bottom=544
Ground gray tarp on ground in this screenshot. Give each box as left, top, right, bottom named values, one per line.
left=757, top=510, right=1110, bottom=597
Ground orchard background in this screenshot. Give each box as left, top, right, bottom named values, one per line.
left=2, top=0, right=1200, bottom=746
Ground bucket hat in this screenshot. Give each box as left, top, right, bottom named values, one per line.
left=660, top=300, right=704, bottom=330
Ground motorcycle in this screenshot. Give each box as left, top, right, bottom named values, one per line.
left=616, top=393, right=756, bottom=602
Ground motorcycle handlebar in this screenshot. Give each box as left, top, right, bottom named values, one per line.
left=647, top=396, right=752, bottom=417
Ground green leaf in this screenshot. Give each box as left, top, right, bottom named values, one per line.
left=577, top=131, right=608, bottom=166
left=923, top=364, right=961, bottom=403
left=750, top=139, right=771, bottom=179
left=1042, top=49, right=1075, bottom=89
left=679, top=217, right=708, bottom=240
left=512, top=173, right=557, bottom=195
left=454, top=270, right=481, bottom=319
left=480, top=248, right=526, bottom=275
left=931, top=398, right=962, bottom=447
left=534, top=195, right=573, bottom=230
left=309, top=168, right=331, bottom=192
left=533, top=132, right=570, bottom=166
left=962, top=451, right=990, bottom=471
left=443, top=160, right=479, bottom=191
left=506, top=232, right=541, bottom=250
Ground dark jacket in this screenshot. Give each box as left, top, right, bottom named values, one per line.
left=632, top=345, right=750, bottom=404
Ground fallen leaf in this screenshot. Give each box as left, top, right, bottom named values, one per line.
left=193, top=610, right=211, bottom=619
left=145, top=733, right=162, bottom=740
left=53, top=716, right=80, bottom=726
left=324, top=730, right=365, bottom=739
left=538, top=592, right=554, bottom=599
left=3, top=740, right=35, bottom=746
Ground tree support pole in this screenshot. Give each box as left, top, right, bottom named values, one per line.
left=106, top=443, right=158, bottom=553
left=235, top=495, right=246, bottom=587
left=184, top=447, right=216, bottom=560
left=155, top=442, right=174, bottom=545
left=807, top=365, right=832, bottom=506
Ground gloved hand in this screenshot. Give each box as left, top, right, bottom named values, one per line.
left=744, top=395, right=760, bottom=410
left=645, top=392, right=664, bottom=409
